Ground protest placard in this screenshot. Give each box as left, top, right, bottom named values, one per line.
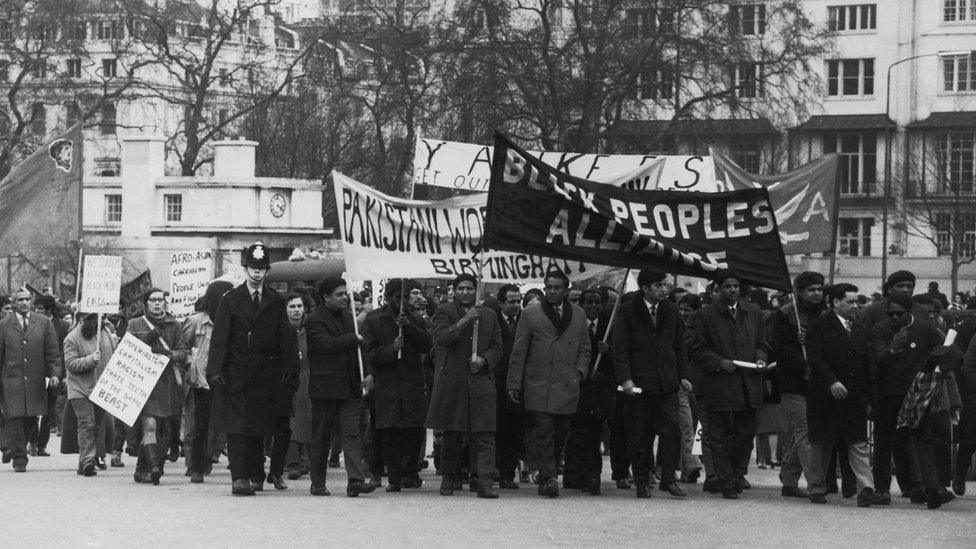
left=80, top=255, right=122, bottom=313
left=120, top=270, right=152, bottom=319
left=90, top=332, right=170, bottom=426
left=169, top=248, right=213, bottom=319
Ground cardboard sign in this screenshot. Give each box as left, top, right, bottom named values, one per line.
left=90, top=332, right=170, bottom=426
left=169, top=248, right=213, bottom=319
left=80, top=255, right=122, bottom=313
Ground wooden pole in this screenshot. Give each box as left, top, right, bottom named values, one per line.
left=790, top=293, right=808, bottom=360
left=471, top=257, right=484, bottom=362
left=591, top=268, right=630, bottom=377
left=349, top=288, right=367, bottom=394
left=73, top=242, right=84, bottom=324
left=397, top=278, right=405, bottom=360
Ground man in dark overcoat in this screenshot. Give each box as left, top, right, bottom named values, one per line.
left=426, top=273, right=502, bottom=498
left=207, top=243, right=299, bottom=496
left=688, top=269, right=767, bottom=499
left=493, top=283, right=524, bottom=489
left=361, top=278, right=432, bottom=492
left=0, top=289, right=61, bottom=471
left=614, top=269, right=690, bottom=499
left=305, top=276, right=376, bottom=497
left=805, top=283, right=887, bottom=506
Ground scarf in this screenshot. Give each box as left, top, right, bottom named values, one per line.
left=541, top=298, right=572, bottom=336
left=896, top=369, right=943, bottom=430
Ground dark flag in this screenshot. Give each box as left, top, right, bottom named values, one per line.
left=120, top=269, right=153, bottom=319
left=711, top=147, right=840, bottom=255
left=0, top=124, right=83, bottom=257
left=485, top=133, right=793, bottom=291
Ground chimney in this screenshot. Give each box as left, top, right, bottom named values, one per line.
left=213, top=137, right=258, bottom=178
left=120, top=136, right=166, bottom=238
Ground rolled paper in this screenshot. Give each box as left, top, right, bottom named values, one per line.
left=732, top=360, right=778, bottom=370
left=617, top=385, right=643, bottom=394
left=945, top=329, right=957, bottom=347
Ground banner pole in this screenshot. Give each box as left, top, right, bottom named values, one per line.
left=397, top=278, right=405, bottom=360
left=790, top=293, right=808, bottom=360
left=471, top=256, right=484, bottom=363
left=349, top=287, right=367, bottom=394
left=73, top=241, right=84, bottom=323
left=591, top=268, right=629, bottom=377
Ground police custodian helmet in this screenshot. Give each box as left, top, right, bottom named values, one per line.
left=242, top=242, right=271, bottom=269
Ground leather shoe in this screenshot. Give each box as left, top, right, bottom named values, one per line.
left=267, top=474, right=288, bottom=490
left=250, top=480, right=264, bottom=492
left=288, top=470, right=301, bottom=481
left=587, top=478, right=601, bottom=496
left=310, top=484, right=331, bottom=496
left=27, top=443, right=37, bottom=457
left=1, top=453, right=10, bottom=464
left=232, top=479, right=255, bottom=496
left=825, top=481, right=838, bottom=494
left=702, top=477, right=721, bottom=493
left=842, top=481, right=857, bottom=499
left=952, top=477, right=966, bottom=496
left=12, top=460, right=26, bottom=473
left=35, top=448, right=50, bottom=457
left=910, top=489, right=928, bottom=504
left=403, top=476, right=424, bottom=489
left=477, top=479, right=499, bottom=499
left=190, top=472, right=204, bottom=484
left=926, top=488, right=943, bottom=509
left=439, top=479, right=454, bottom=496
left=386, top=483, right=402, bottom=492
left=96, top=457, right=108, bottom=470
left=615, top=478, right=632, bottom=490
left=680, top=469, right=701, bottom=484
left=721, top=489, right=738, bottom=499
left=781, top=485, right=809, bottom=498
left=328, top=458, right=340, bottom=468
left=541, top=477, right=559, bottom=498
left=875, top=490, right=891, bottom=505
left=348, top=479, right=376, bottom=497
left=82, top=460, right=97, bottom=477
left=809, top=492, right=827, bottom=504
left=110, top=453, right=124, bottom=467
left=660, top=482, right=687, bottom=499
left=499, top=479, right=520, bottom=489
left=856, top=488, right=886, bottom=507
left=736, top=477, right=751, bottom=490
left=636, top=480, right=653, bottom=499
left=469, top=480, right=478, bottom=493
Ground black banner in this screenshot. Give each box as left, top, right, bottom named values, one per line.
left=120, top=269, right=152, bottom=319
left=485, top=134, right=792, bottom=291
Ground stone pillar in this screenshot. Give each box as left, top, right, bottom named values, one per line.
left=120, top=136, right=165, bottom=238
left=213, top=138, right=258, bottom=178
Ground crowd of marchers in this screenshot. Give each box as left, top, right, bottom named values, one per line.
left=1, top=246, right=974, bottom=509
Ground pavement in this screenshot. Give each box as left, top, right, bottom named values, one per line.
left=1, top=439, right=974, bottom=548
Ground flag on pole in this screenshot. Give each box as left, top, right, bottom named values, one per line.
left=0, top=124, right=84, bottom=257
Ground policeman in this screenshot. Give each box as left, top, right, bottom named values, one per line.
left=207, top=243, right=299, bottom=496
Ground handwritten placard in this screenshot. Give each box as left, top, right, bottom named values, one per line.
left=90, top=332, right=169, bottom=426
left=80, top=255, right=122, bottom=314
left=169, top=248, right=213, bottom=319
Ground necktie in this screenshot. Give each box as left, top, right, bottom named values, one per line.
left=590, top=320, right=597, bottom=337
left=650, top=304, right=657, bottom=328
left=252, top=291, right=260, bottom=308
left=21, top=314, right=28, bottom=331
left=842, top=318, right=850, bottom=333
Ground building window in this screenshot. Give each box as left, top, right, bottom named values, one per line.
left=0, top=61, right=8, bottom=82
left=65, top=20, right=87, bottom=40
left=219, top=68, right=231, bottom=85
left=101, top=58, right=117, bottom=78
left=624, top=6, right=676, bottom=37
left=730, top=4, right=766, bottom=36
left=826, top=59, right=874, bottom=96
left=731, top=62, right=764, bottom=98
left=828, top=4, right=876, bottom=31
left=105, top=194, right=122, bottom=223
left=94, top=20, right=121, bottom=40
left=944, top=0, right=976, bottom=21
left=100, top=103, right=116, bottom=135
left=0, top=20, right=13, bottom=41
left=943, top=52, right=976, bottom=92
left=164, top=194, right=183, bottom=222
left=66, top=58, right=82, bottom=78
left=939, top=132, right=976, bottom=194
left=823, top=133, right=877, bottom=195
left=65, top=101, right=81, bottom=126
left=31, top=103, right=45, bottom=135
left=838, top=218, right=874, bottom=256
left=935, top=213, right=976, bottom=257
left=731, top=141, right=762, bottom=174
left=33, top=60, right=47, bottom=79
left=637, top=67, right=673, bottom=100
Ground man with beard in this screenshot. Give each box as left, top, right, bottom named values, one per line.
left=426, top=273, right=502, bottom=498
left=771, top=271, right=826, bottom=499
left=208, top=243, right=299, bottom=496
left=494, top=284, right=524, bottom=489
left=507, top=269, right=590, bottom=498
left=688, top=270, right=768, bottom=499
left=362, top=279, right=431, bottom=492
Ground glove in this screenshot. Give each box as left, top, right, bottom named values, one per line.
left=150, top=345, right=172, bottom=359
left=507, top=389, right=521, bottom=404
left=206, top=374, right=224, bottom=387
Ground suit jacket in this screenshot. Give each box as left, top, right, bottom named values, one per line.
left=578, top=314, right=617, bottom=419
left=495, top=309, right=520, bottom=390
left=688, top=300, right=768, bottom=412
left=612, top=298, right=688, bottom=395
left=507, top=300, right=590, bottom=415
left=805, top=313, right=870, bottom=443
left=0, top=312, right=62, bottom=418
left=207, top=284, right=299, bottom=436
left=305, top=306, right=365, bottom=400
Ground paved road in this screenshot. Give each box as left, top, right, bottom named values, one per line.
left=1, top=438, right=974, bottom=548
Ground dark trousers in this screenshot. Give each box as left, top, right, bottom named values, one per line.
left=309, top=397, right=366, bottom=487
left=873, top=395, right=912, bottom=492
left=267, top=417, right=291, bottom=478
left=379, top=427, right=424, bottom=486
left=26, top=389, right=58, bottom=450
left=495, top=388, right=524, bottom=482
left=113, top=418, right=129, bottom=453
left=932, top=413, right=952, bottom=487
left=524, top=412, right=571, bottom=481
left=627, top=391, right=680, bottom=483
left=826, top=442, right=856, bottom=490
left=442, top=430, right=495, bottom=481
left=227, top=433, right=265, bottom=482
left=706, top=408, right=757, bottom=487
left=3, top=417, right=30, bottom=464
left=190, top=388, right=213, bottom=474
left=609, top=399, right=631, bottom=480
left=905, top=413, right=942, bottom=491
left=564, top=415, right=603, bottom=485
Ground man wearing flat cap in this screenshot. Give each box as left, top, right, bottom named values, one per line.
left=858, top=270, right=927, bottom=333
left=770, top=271, right=826, bottom=499
left=208, top=242, right=300, bottom=496
left=688, top=269, right=768, bottom=499
left=361, top=278, right=432, bottom=492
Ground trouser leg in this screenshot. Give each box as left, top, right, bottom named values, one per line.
left=779, top=393, right=812, bottom=488
left=651, top=392, right=681, bottom=484
left=70, top=399, right=97, bottom=465
left=441, top=430, right=463, bottom=481
left=495, top=389, right=522, bottom=481
left=677, top=389, right=702, bottom=475
left=247, top=436, right=265, bottom=483
left=807, top=440, right=833, bottom=495
left=524, top=412, right=558, bottom=480
left=381, top=428, right=403, bottom=486
left=226, top=434, right=247, bottom=480
left=37, top=389, right=56, bottom=450
left=872, top=395, right=900, bottom=491
left=338, top=397, right=366, bottom=482
left=309, top=399, right=338, bottom=488
left=565, top=415, right=589, bottom=486
left=471, top=431, right=496, bottom=481
left=932, top=412, right=952, bottom=487
left=609, top=399, right=630, bottom=480
left=190, top=388, right=213, bottom=474
left=707, top=411, right=734, bottom=487
left=905, top=417, right=940, bottom=491
left=697, top=405, right=715, bottom=478
left=846, top=440, right=875, bottom=492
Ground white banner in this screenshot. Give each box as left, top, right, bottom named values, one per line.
left=413, top=137, right=719, bottom=192
left=90, top=332, right=170, bottom=427
left=334, top=171, right=614, bottom=283
left=169, top=248, right=214, bottom=319
left=80, top=255, right=122, bottom=314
